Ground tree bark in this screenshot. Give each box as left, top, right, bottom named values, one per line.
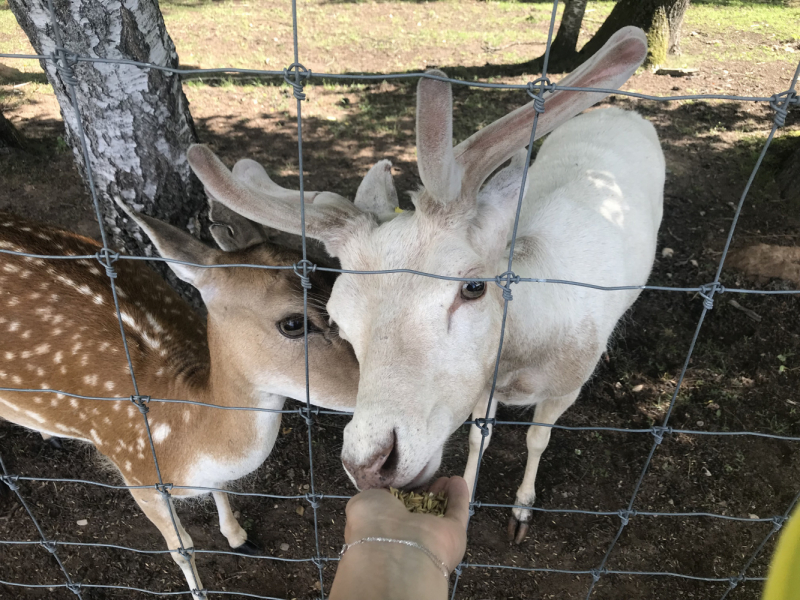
left=547, top=0, right=589, bottom=63
left=777, top=143, right=800, bottom=205
left=6, top=0, right=204, bottom=260
left=0, top=108, right=26, bottom=151
left=521, top=0, right=690, bottom=73
left=667, top=0, right=691, bottom=55
left=574, top=0, right=691, bottom=68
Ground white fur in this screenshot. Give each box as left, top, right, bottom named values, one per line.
left=333, top=109, right=664, bottom=510
left=185, top=26, right=660, bottom=534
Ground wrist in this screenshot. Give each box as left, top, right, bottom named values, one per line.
left=331, top=538, right=449, bottom=600
left=341, top=537, right=450, bottom=579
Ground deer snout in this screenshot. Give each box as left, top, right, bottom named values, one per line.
left=342, top=430, right=399, bottom=490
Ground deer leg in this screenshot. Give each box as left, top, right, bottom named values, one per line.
left=508, top=389, right=580, bottom=544
left=463, top=392, right=498, bottom=498
left=130, top=488, right=205, bottom=600
left=212, top=490, right=260, bottom=555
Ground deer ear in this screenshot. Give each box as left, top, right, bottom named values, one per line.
left=354, top=160, right=399, bottom=218
left=207, top=157, right=274, bottom=251
left=416, top=70, right=463, bottom=205
left=187, top=144, right=364, bottom=256
left=454, top=26, right=648, bottom=195
left=208, top=196, right=268, bottom=252
left=115, top=198, right=219, bottom=288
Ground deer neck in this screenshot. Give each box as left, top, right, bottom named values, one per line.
left=203, top=318, right=285, bottom=412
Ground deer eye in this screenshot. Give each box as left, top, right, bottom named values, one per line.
left=461, top=281, right=486, bottom=300
left=278, top=314, right=316, bottom=339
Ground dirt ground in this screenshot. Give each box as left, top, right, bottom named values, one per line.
left=2, top=0, right=800, bottom=599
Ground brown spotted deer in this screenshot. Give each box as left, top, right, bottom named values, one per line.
left=185, top=27, right=664, bottom=544
left=0, top=177, right=359, bottom=596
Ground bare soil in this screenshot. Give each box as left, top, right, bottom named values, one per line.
left=1, top=3, right=800, bottom=599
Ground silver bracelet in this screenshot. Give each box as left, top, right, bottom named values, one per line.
left=339, top=537, right=450, bottom=579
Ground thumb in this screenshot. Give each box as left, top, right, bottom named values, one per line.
left=443, top=476, right=470, bottom=529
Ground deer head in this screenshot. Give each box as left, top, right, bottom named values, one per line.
left=115, top=186, right=359, bottom=412
left=187, top=27, right=648, bottom=488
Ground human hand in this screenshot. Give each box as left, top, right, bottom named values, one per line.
left=343, top=476, right=470, bottom=572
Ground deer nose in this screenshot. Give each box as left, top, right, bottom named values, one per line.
left=342, top=430, right=399, bottom=490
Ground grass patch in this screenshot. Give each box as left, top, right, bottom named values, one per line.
left=1, top=0, right=798, bottom=84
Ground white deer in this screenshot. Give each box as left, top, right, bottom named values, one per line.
left=0, top=173, right=360, bottom=597
left=186, top=26, right=664, bottom=543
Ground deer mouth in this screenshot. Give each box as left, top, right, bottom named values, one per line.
left=404, top=448, right=443, bottom=491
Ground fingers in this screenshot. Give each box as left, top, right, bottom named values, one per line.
left=346, top=487, right=394, bottom=511
left=426, top=477, right=451, bottom=495
left=423, top=477, right=470, bottom=529
left=442, top=476, right=470, bottom=530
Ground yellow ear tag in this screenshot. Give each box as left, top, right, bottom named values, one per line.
left=394, top=207, right=405, bottom=214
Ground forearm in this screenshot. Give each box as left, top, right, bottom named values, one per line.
left=329, top=542, right=449, bottom=600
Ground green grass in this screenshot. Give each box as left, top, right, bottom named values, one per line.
left=2, top=0, right=798, bottom=84
left=0, top=2, right=41, bottom=75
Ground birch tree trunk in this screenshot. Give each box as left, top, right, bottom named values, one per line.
left=547, top=0, right=588, bottom=64
left=6, top=0, right=203, bottom=260
left=0, top=108, right=26, bottom=151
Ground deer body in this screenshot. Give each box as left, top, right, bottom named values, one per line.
left=0, top=209, right=358, bottom=597
left=186, top=27, right=662, bottom=543
left=456, top=108, right=665, bottom=539
left=495, top=107, right=664, bottom=405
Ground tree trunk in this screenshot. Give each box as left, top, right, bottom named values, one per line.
left=574, top=0, right=691, bottom=68
left=547, top=0, right=589, bottom=64
left=667, top=0, right=691, bottom=55
left=0, top=108, right=26, bottom=152
left=6, top=0, right=204, bottom=260
left=777, top=143, right=800, bottom=205
left=522, top=0, right=690, bottom=73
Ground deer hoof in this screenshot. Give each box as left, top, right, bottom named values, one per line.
left=233, top=539, right=262, bottom=556
left=507, top=514, right=531, bottom=544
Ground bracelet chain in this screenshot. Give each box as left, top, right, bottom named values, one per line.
left=340, top=537, right=450, bottom=579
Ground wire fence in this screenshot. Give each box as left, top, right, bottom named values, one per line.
left=0, top=0, right=799, bottom=598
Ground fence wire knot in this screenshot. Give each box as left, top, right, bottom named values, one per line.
left=0, top=474, right=20, bottom=491
left=617, top=509, right=637, bottom=526
left=453, top=564, right=464, bottom=577
left=66, top=582, right=82, bottom=595
left=177, top=546, right=194, bottom=560
left=468, top=500, right=482, bottom=517
left=473, top=417, right=495, bottom=437
left=95, top=248, right=119, bottom=279
left=299, top=404, right=319, bottom=425
left=728, top=575, right=742, bottom=590
left=769, top=89, right=799, bottom=128
left=495, top=271, right=520, bottom=301
left=130, top=394, right=151, bottom=414
left=771, top=515, right=788, bottom=531
left=50, top=47, right=79, bottom=87
left=698, top=282, right=725, bottom=310
left=155, top=483, right=174, bottom=497
left=651, top=425, right=672, bottom=445
left=304, top=493, right=322, bottom=509
left=192, top=589, right=208, bottom=600
left=41, top=540, right=58, bottom=554
left=284, top=63, right=311, bottom=100
left=590, top=568, right=606, bottom=582
left=526, top=77, right=554, bottom=113
left=293, top=259, right=317, bottom=289
left=311, top=556, right=324, bottom=569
